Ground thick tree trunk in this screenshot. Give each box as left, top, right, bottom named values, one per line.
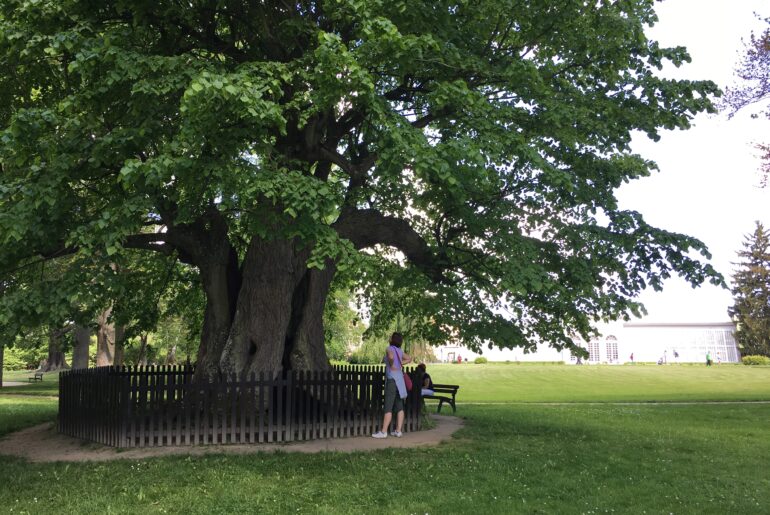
left=191, top=208, right=425, bottom=378
left=207, top=238, right=334, bottom=378
left=72, top=325, right=91, bottom=369
left=44, top=327, right=69, bottom=371
left=218, top=237, right=309, bottom=377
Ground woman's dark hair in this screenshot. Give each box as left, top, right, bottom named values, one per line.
left=389, top=332, right=403, bottom=348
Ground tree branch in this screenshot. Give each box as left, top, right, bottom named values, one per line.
left=333, top=209, right=450, bottom=284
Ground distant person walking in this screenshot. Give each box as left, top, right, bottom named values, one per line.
left=706, top=351, right=712, bottom=367
left=372, top=332, right=412, bottom=439
left=629, top=353, right=634, bottom=364
left=673, top=349, right=680, bottom=364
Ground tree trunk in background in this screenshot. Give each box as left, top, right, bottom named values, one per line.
left=96, top=307, right=116, bottom=366
left=44, top=327, right=69, bottom=371
left=0, top=345, right=4, bottom=388
left=113, top=324, right=125, bottom=366
left=166, top=344, right=177, bottom=365
left=71, top=325, right=91, bottom=369
left=137, top=333, right=149, bottom=366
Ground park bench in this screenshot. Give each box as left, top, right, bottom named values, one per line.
left=28, top=371, right=44, bottom=382
left=422, top=383, right=460, bottom=413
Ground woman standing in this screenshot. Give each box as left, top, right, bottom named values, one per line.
left=372, top=332, right=412, bottom=438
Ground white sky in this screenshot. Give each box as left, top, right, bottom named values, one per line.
left=615, top=0, right=770, bottom=323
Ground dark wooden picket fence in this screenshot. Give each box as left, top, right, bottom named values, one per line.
left=58, top=365, right=421, bottom=448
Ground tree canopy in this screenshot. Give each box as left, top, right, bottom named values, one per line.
left=0, top=0, right=723, bottom=375
left=724, top=15, right=770, bottom=183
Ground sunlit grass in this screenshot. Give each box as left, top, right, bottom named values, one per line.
left=1, top=365, right=769, bottom=513
left=423, top=362, right=770, bottom=403
left=0, top=403, right=767, bottom=514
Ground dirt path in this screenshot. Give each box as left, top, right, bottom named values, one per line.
left=0, top=414, right=463, bottom=463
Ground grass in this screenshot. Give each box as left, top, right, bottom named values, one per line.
left=1, top=369, right=60, bottom=396
left=424, top=362, right=770, bottom=402
left=0, top=396, right=58, bottom=437
left=1, top=365, right=769, bottom=514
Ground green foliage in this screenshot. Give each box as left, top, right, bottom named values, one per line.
left=474, top=356, right=488, bottom=364
left=2, top=343, right=46, bottom=370
left=0, top=0, right=726, bottom=360
left=729, top=222, right=770, bottom=357
left=323, top=285, right=365, bottom=361
left=742, top=355, right=770, bottom=366
left=0, top=328, right=48, bottom=370
left=348, top=336, right=388, bottom=365
left=723, top=18, right=770, bottom=182
left=152, top=314, right=200, bottom=365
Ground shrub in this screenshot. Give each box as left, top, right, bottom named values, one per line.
left=741, top=355, right=770, bottom=365
left=474, top=356, right=488, bottom=364
left=348, top=336, right=388, bottom=364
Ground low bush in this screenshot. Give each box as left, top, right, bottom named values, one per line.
left=741, top=355, right=770, bottom=366
left=474, top=357, right=488, bottom=364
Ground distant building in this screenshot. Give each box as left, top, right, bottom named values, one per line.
left=616, top=322, right=739, bottom=364
left=432, top=321, right=739, bottom=364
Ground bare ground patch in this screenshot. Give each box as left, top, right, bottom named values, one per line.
left=0, top=414, right=463, bottom=463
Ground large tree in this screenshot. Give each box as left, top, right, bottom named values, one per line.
left=729, top=222, right=770, bottom=357
left=0, top=0, right=723, bottom=378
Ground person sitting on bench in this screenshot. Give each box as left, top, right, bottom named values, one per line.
left=417, top=363, right=434, bottom=396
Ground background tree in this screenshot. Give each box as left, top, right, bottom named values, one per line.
left=1, top=0, right=724, bottom=378
left=71, top=325, right=90, bottom=369
left=723, top=16, right=770, bottom=183
left=729, top=222, right=770, bottom=357
left=323, top=284, right=364, bottom=362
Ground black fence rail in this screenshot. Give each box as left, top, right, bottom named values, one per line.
left=58, top=365, right=422, bottom=448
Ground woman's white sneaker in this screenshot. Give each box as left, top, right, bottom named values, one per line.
left=371, top=431, right=387, bottom=439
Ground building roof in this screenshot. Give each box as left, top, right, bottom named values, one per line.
left=623, top=322, right=735, bottom=328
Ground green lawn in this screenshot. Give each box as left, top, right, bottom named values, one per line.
left=1, top=365, right=769, bottom=514
left=2, top=369, right=61, bottom=396
left=0, top=396, right=58, bottom=437
left=424, top=362, right=770, bottom=402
